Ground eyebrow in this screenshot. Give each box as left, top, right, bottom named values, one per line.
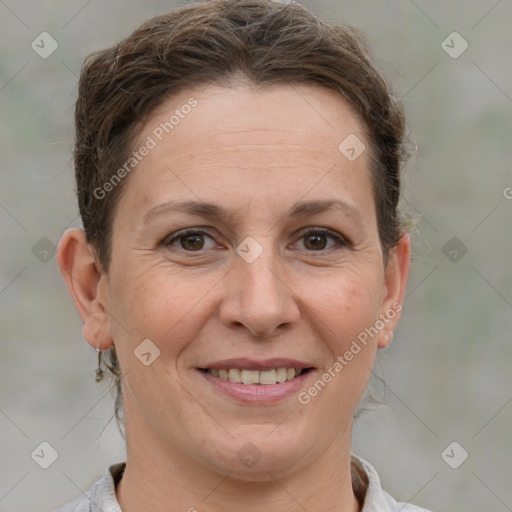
left=143, top=199, right=364, bottom=225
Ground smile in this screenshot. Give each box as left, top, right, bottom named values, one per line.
left=201, top=367, right=311, bottom=385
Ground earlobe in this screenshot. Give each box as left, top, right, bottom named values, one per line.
left=56, top=229, right=113, bottom=350
left=377, top=233, right=411, bottom=348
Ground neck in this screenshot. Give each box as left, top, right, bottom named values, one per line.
left=117, top=424, right=360, bottom=512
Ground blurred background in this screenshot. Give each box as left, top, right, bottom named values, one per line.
left=1, top=1, right=511, bottom=511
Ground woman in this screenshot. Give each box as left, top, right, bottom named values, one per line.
left=56, top=0, right=430, bottom=510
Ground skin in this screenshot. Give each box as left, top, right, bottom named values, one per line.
left=57, top=83, right=410, bottom=512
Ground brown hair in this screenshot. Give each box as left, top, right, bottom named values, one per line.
left=74, top=0, right=411, bottom=429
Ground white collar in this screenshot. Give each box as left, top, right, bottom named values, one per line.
left=58, top=455, right=431, bottom=512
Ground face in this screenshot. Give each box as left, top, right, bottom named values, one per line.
left=65, top=83, right=409, bottom=478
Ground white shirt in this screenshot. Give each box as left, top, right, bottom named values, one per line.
left=55, top=455, right=432, bottom=511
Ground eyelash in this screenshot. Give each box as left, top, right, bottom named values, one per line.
left=162, top=227, right=349, bottom=254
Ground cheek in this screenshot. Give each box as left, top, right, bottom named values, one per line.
left=302, top=278, right=380, bottom=421
left=306, top=269, right=383, bottom=354
left=106, top=269, right=205, bottom=407
left=109, top=265, right=215, bottom=360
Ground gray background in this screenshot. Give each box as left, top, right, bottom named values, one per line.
left=1, top=1, right=511, bottom=511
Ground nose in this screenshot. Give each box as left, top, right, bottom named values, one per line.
left=218, top=247, right=301, bottom=338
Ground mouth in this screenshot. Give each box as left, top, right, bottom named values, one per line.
left=198, top=367, right=314, bottom=385
left=196, top=358, right=316, bottom=402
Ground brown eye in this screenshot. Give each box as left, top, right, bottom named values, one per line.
left=295, top=228, right=346, bottom=252
left=180, top=234, right=205, bottom=251
left=304, top=233, right=328, bottom=250
left=164, top=230, right=216, bottom=252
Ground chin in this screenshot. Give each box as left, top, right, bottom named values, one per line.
left=201, top=430, right=310, bottom=479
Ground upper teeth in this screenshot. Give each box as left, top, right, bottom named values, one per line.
left=207, top=368, right=301, bottom=384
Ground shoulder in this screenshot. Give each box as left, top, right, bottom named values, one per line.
left=54, top=493, right=91, bottom=512
left=351, top=454, right=433, bottom=512
left=54, top=463, right=125, bottom=512
left=382, top=491, right=433, bottom=512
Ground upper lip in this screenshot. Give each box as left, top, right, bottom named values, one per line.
left=199, top=358, right=315, bottom=371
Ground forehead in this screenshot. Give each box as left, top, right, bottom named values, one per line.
left=143, top=83, right=365, bottom=157
left=117, top=83, right=374, bottom=222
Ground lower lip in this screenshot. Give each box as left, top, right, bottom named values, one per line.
left=198, top=369, right=314, bottom=403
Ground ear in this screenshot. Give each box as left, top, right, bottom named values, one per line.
left=377, top=233, right=411, bottom=348
left=56, top=229, right=113, bottom=350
